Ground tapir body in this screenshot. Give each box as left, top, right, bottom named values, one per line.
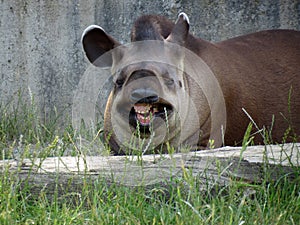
left=82, top=13, right=300, bottom=155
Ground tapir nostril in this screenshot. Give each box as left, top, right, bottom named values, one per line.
left=142, top=95, right=159, bottom=103
left=130, top=89, right=159, bottom=103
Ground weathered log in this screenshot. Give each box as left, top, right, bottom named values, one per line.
left=1, top=143, right=299, bottom=197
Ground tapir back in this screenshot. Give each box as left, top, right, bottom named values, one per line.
left=208, top=30, right=300, bottom=145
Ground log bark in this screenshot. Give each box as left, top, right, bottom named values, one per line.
left=1, top=143, right=299, bottom=197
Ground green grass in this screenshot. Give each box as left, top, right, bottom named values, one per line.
left=1, top=166, right=299, bottom=224
left=0, top=93, right=299, bottom=224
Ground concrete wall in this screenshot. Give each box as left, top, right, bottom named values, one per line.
left=0, top=0, right=299, bottom=122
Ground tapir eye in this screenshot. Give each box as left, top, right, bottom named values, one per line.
left=115, top=78, right=125, bottom=88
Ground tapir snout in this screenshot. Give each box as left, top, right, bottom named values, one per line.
left=130, top=89, right=159, bottom=104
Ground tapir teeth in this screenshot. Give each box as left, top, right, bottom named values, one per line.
left=133, top=103, right=166, bottom=127
left=133, top=104, right=151, bottom=114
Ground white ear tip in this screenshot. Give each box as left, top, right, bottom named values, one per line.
left=81, top=25, right=105, bottom=42
left=178, top=12, right=189, bottom=24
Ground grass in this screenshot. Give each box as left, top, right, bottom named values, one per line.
left=1, top=166, right=299, bottom=224
left=0, top=93, right=299, bottom=224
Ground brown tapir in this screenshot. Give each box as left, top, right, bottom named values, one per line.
left=81, top=12, right=300, bottom=155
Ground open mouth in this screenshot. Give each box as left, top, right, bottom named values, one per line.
left=129, top=99, right=173, bottom=133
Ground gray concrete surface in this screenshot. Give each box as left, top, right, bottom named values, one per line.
left=0, top=0, right=299, bottom=124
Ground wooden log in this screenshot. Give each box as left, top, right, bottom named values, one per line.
left=1, top=143, right=299, bottom=197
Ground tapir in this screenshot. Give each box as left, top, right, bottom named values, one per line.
left=81, top=12, right=300, bottom=155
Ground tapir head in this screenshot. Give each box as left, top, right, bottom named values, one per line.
left=81, top=13, right=201, bottom=154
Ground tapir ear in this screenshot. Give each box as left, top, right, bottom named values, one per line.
left=166, top=12, right=190, bottom=45
left=81, top=25, right=121, bottom=67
